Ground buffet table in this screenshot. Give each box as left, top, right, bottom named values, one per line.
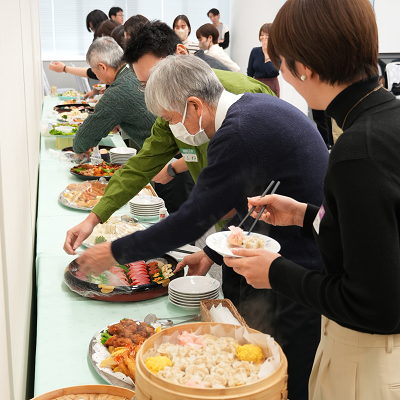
left=34, top=98, right=199, bottom=396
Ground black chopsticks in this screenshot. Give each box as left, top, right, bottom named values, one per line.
left=237, top=180, right=280, bottom=235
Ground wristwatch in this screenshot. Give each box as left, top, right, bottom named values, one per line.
left=167, top=163, right=177, bottom=178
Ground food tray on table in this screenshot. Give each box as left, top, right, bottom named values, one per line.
left=70, top=161, right=124, bottom=180
left=200, top=298, right=249, bottom=328
left=48, top=122, right=81, bottom=137
left=54, top=104, right=94, bottom=113
left=89, top=318, right=155, bottom=390
left=59, top=180, right=108, bottom=210
left=82, top=216, right=146, bottom=248
left=64, top=253, right=184, bottom=301
left=58, top=90, right=85, bottom=100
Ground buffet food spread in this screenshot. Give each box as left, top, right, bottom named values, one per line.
left=36, top=96, right=288, bottom=400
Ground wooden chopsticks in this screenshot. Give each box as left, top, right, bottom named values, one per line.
left=237, top=180, right=280, bottom=235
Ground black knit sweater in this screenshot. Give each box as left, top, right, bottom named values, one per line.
left=270, top=76, right=400, bottom=334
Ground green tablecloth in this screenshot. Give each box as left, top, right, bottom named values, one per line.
left=34, top=98, right=197, bottom=396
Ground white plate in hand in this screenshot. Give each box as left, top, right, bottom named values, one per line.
left=206, top=231, right=281, bottom=258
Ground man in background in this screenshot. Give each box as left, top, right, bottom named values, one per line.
left=207, top=8, right=229, bottom=50
left=109, top=7, right=124, bottom=25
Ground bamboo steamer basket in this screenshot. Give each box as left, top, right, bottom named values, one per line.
left=31, top=384, right=135, bottom=400
left=135, top=322, right=288, bottom=400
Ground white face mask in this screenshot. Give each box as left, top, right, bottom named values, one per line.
left=169, top=102, right=210, bottom=146
left=175, top=28, right=189, bottom=41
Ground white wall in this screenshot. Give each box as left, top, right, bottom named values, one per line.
left=229, top=0, right=308, bottom=114
left=375, top=0, right=400, bottom=53
left=0, top=0, right=42, bottom=398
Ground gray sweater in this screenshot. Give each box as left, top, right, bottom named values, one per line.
left=73, top=65, right=156, bottom=154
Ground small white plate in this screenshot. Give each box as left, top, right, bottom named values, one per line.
left=169, top=276, right=220, bottom=294
left=130, top=195, right=164, bottom=206
left=206, top=231, right=281, bottom=258
left=110, top=147, right=137, bottom=155
left=168, top=292, right=219, bottom=305
left=168, top=287, right=219, bottom=299
left=168, top=296, right=201, bottom=309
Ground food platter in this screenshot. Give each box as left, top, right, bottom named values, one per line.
left=54, top=104, right=94, bottom=113
left=58, top=90, right=85, bottom=100
left=49, top=122, right=81, bottom=137
left=59, top=180, right=108, bottom=210
left=70, top=161, right=124, bottom=180
left=82, top=216, right=146, bottom=248
left=64, top=253, right=183, bottom=301
left=89, top=322, right=138, bottom=389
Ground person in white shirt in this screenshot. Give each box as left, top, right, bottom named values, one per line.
left=196, top=23, right=240, bottom=72
left=207, top=8, right=229, bottom=51
left=172, top=15, right=199, bottom=54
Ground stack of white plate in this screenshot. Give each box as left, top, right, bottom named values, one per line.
left=168, top=276, right=220, bottom=309
left=110, top=147, right=137, bottom=165
left=129, top=195, right=165, bottom=219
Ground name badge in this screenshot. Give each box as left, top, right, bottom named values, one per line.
left=180, top=149, right=198, bottom=162
left=313, top=204, right=325, bottom=235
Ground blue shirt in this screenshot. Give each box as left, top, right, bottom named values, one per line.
left=247, top=46, right=279, bottom=78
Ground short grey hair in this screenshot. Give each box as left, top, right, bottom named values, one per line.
left=145, top=55, right=224, bottom=116
left=86, top=37, right=123, bottom=70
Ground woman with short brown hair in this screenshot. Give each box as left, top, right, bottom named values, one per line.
left=247, top=23, right=280, bottom=97
left=225, top=0, right=400, bottom=398
left=196, top=23, right=240, bottom=72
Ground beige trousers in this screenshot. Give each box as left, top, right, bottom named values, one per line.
left=309, top=316, right=400, bottom=400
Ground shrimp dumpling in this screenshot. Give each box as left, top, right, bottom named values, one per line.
left=227, top=226, right=244, bottom=246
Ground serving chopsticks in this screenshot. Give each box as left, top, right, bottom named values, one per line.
left=237, top=180, right=281, bottom=235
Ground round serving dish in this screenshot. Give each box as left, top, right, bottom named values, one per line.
left=64, top=253, right=183, bottom=302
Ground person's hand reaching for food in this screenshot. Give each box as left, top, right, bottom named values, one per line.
left=223, top=248, right=280, bottom=289
left=83, top=88, right=99, bottom=100
left=248, top=194, right=307, bottom=227
left=64, top=212, right=101, bottom=255
left=72, top=151, right=91, bottom=162
left=75, top=242, right=117, bottom=275
left=175, top=250, right=214, bottom=276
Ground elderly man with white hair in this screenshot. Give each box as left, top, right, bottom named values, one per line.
left=72, top=36, right=156, bottom=154
left=75, top=54, right=329, bottom=399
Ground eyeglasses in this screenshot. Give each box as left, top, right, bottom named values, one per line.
left=137, top=82, right=146, bottom=92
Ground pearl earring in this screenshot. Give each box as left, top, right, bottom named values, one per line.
left=301, top=75, right=307, bottom=81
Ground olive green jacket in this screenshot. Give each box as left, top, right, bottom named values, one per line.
left=92, top=69, right=275, bottom=222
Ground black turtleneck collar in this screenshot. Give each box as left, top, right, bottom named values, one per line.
left=326, top=75, right=394, bottom=131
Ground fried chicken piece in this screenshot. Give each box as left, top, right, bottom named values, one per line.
left=130, top=333, right=146, bottom=345
left=126, top=324, right=137, bottom=335
left=137, top=322, right=155, bottom=334
left=105, top=335, right=133, bottom=348
left=121, top=318, right=136, bottom=327
left=108, top=323, right=124, bottom=336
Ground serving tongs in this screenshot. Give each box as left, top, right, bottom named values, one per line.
left=238, top=180, right=281, bottom=235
